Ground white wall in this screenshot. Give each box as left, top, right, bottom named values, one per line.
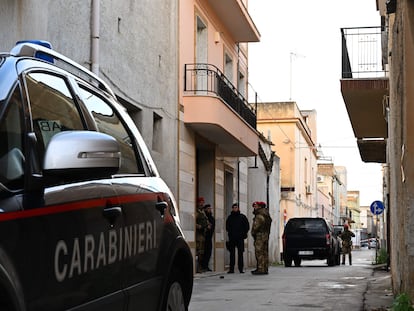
left=247, top=140, right=281, bottom=265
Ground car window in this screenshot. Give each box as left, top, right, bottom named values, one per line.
left=25, top=72, right=85, bottom=153
left=0, top=86, right=24, bottom=190
left=78, top=86, right=143, bottom=174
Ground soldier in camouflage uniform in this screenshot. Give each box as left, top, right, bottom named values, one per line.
left=251, top=201, right=272, bottom=275
left=340, top=223, right=355, bottom=265
left=196, top=197, right=209, bottom=272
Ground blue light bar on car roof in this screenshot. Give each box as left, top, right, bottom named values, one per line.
left=15, top=40, right=53, bottom=63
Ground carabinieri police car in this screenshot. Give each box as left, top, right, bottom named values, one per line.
left=0, top=41, right=193, bottom=311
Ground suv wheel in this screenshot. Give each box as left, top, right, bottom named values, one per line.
left=327, top=253, right=335, bottom=266
left=284, top=255, right=293, bottom=267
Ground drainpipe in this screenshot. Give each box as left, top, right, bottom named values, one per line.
left=266, top=172, right=270, bottom=208
left=91, top=0, right=100, bottom=75
left=237, top=159, right=240, bottom=205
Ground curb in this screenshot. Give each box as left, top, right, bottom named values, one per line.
left=364, top=267, right=393, bottom=311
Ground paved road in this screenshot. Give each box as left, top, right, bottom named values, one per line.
left=189, top=248, right=387, bottom=311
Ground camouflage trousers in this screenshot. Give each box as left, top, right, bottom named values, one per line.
left=254, top=235, right=269, bottom=272
left=196, top=235, right=205, bottom=256
left=342, top=251, right=352, bottom=265
left=196, top=234, right=205, bottom=271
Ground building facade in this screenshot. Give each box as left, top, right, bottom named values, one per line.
left=178, top=0, right=282, bottom=272
left=256, top=102, right=318, bottom=247
left=316, top=163, right=341, bottom=224
left=341, top=0, right=414, bottom=299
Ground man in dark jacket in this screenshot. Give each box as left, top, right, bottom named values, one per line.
left=226, top=203, right=250, bottom=273
left=251, top=201, right=272, bottom=275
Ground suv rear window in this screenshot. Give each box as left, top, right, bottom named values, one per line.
left=285, top=218, right=327, bottom=233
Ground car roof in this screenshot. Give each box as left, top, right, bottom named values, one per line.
left=8, top=41, right=115, bottom=98
left=288, top=217, right=326, bottom=222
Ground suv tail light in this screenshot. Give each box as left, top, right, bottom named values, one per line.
left=326, top=234, right=331, bottom=245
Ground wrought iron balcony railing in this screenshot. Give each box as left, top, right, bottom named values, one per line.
left=184, top=63, right=256, bottom=129
left=341, top=26, right=388, bottom=79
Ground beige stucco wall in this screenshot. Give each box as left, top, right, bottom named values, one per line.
left=257, top=102, right=318, bottom=222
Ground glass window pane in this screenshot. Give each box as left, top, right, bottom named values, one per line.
left=79, top=86, right=142, bottom=174
left=0, top=87, right=25, bottom=190
left=26, top=72, right=84, bottom=151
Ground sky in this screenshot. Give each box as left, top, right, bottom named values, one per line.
left=247, top=0, right=383, bottom=206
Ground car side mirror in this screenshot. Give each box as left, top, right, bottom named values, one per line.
left=43, top=131, right=120, bottom=179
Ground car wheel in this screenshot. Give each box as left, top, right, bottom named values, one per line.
left=165, top=280, right=186, bottom=311
left=163, top=267, right=187, bottom=311
left=284, top=255, right=293, bottom=267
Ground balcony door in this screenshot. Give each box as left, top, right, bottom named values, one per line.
left=196, top=16, right=207, bottom=94
left=196, top=142, right=215, bottom=268
left=224, top=169, right=234, bottom=267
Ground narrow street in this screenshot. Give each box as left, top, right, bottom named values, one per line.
left=189, top=248, right=392, bottom=311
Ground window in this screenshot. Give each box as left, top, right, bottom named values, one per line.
left=238, top=71, right=246, bottom=98
left=25, top=72, right=84, bottom=152
left=79, top=86, right=144, bottom=174
left=196, top=16, right=208, bottom=94
left=152, top=112, right=162, bottom=152
left=224, top=54, right=233, bottom=83
left=0, top=86, right=24, bottom=190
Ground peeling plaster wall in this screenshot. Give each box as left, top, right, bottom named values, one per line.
left=388, top=0, right=414, bottom=298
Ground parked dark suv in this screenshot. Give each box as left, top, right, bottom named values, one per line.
left=282, top=217, right=340, bottom=267
left=0, top=41, right=193, bottom=311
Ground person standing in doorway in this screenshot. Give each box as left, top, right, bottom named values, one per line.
left=196, top=197, right=209, bottom=273
left=201, top=204, right=215, bottom=271
left=251, top=201, right=272, bottom=275
left=226, top=203, right=250, bottom=273
left=340, top=223, right=355, bottom=265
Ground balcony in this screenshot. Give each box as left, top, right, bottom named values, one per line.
left=206, top=0, right=260, bottom=43
left=183, top=63, right=258, bottom=157
left=340, top=27, right=388, bottom=163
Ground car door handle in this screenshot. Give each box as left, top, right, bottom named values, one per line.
left=156, top=201, right=168, bottom=217
left=103, top=206, right=122, bottom=226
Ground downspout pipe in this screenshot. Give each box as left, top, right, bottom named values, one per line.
left=91, top=0, right=100, bottom=75
left=237, top=159, right=240, bottom=205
